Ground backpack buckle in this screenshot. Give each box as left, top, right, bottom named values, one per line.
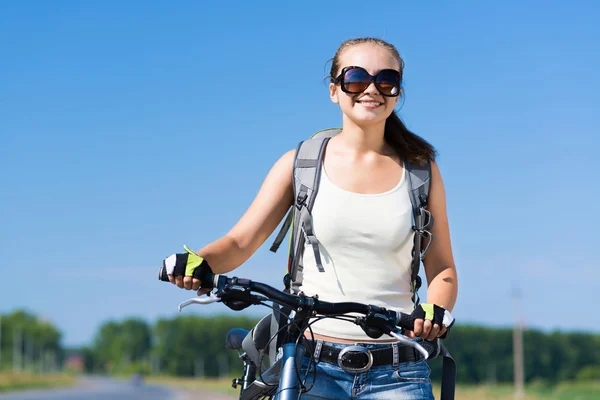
left=296, top=192, right=308, bottom=209
left=414, top=276, right=422, bottom=290
left=415, top=208, right=434, bottom=231
left=283, top=273, right=291, bottom=290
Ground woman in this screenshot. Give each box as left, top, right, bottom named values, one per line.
left=165, top=37, right=458, bottom=399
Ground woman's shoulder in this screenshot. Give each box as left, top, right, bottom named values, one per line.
left=263, top=148, right=296, bottom=184
left=275, top=148, right=296, bottom=170
left=429, top=159, right=442, bottom=181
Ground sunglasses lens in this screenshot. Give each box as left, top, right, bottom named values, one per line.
left=376, top=70, right=401, bottom=96
left=343, top=68, right=371, bottom=93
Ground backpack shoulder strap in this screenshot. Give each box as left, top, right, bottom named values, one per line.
left=439, top=342, right=457, bottom=400
left=270, top=129, right=341, bottom=292
left=404, top=160, right=433, bottom=306
left=289, top=137, right=329, bottom=287
left=269, top=138, right=327, bottom=255
left=421, top=338, right=456, bottom=400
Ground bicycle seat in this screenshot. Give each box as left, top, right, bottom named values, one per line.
left=226, top=328, right=249, bottom=350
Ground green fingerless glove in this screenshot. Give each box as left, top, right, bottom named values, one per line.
left=413, top=303, right=456, bottom=339
left=163, top=245, right=213, bottom=279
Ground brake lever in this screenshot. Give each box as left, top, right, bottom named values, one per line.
left=178, top=292, right=221, bottom=312
left=388, top=330, right=429, bottom=360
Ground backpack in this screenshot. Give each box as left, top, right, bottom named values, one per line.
left=264, top=128, right=456, bottom=399
left=270, top=127, right=431, bottom=305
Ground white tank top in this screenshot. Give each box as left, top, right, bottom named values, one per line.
left=299, top=162, right=415, bottom=341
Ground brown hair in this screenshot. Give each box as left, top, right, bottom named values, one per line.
left=329, top=37, right=436, bottom=165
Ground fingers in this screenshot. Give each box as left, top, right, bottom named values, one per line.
left=413, top=319, right=442, bottom=340
left=169, top=275, right=200, bottom=291
left=422, top=319, right=432, bottom=339
left=183, top=276, right=193, bottom=290
left=192, top=278, right=201, bottom=291
left=439, top=325, right=448, bottom=338
left=426, top=323, right=441, bottom=341
left=404, top=330, right=416, bottom=338
left=168, top=275, right=199, bottom=292
left=413, top=318, right=424, bottom=337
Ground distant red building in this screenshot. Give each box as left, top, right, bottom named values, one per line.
left=65, top=354, right=85, bottom=372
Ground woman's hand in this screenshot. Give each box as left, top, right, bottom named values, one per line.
left=405, top=319, right=448, bottom=341
left=163, top=245, right=212, bottom=291
left=404, top=303, right=455, bottom=341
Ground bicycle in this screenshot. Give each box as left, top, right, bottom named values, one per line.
left=159, top=268, right=455, bottom=400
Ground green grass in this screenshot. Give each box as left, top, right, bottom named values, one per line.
left=528, top=381, right=600, bottom=400
left=0, top=372, right=76, bottom=392
left=146, top=375, right=239, bottom=396
left=147, top=376, right=600, bottom=399
left=435, top=382, right=600, bottom=400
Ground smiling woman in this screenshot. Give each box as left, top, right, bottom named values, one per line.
left=327, top=37, right=436, bottom=166
left=162, top=36, right=458, bottom=400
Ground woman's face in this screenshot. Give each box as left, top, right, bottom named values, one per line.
left=329, top=43, right=401, bottom=127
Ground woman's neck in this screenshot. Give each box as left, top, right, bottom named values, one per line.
left=335, top=117, right=388, bottom=155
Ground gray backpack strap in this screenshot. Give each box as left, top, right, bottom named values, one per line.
left=270, top=128, right=342, bottom=256
left=404, top=160, right=432, bottom=306
left=270, top=129, right=341, bottom=294
left=407, top=162, right=456, bottom=400
left=290, top=137, right=330, bottom=283
left=269, top=209, right=293, bottom=253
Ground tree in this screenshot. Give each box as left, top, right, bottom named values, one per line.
left=92, top=318, right=151, bottom=373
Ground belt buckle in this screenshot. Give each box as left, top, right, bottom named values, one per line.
left=337, top=345, right=373, bottom=373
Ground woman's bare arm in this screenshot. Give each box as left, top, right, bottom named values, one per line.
left=172, top=149, right=295, bottom=290
left=411, top=161, right=459, bottom=340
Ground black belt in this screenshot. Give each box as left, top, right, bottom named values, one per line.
left=308, top=341, right=422, bottom=373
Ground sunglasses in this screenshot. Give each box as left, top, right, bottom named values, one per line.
left=333, top=66, right=401, bottom=97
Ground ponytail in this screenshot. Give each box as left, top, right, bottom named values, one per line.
left=384, top=112, right=436, bottom=165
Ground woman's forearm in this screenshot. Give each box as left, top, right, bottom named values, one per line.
left=426, top=266, right=458, bottom=312
left=195, top=235, right=252, bottom=274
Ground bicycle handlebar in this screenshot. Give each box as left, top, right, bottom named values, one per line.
left=158, top=265, right=416, bottom=331
left=158, top=265, right=431, bottom=359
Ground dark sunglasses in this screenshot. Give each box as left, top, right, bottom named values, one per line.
left=333, top=66, right=401, bottom=97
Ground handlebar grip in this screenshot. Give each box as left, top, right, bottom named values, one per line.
left=158, top=265, right=170, bottom=282
left=199, top=272, right=216, bottom=289
left=396, top=312, right=416, bottom=331
left=157, top=260, right=216, bottom=287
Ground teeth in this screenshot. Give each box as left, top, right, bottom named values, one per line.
left=358, top=101, right=381, bottom=106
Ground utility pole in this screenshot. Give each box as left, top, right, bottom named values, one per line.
left=13, top=327, right=22, bottom=372
left=512, top=285, right=525, bottom=400
left=194, top=356, right=204, bottom=378
left=218, top=353, right=229, bottom=378
left=0, top=316, right=3, bottom=369
left=40, top=346, right=44, bottom=373
left=24, top=334, right=32, bottom=372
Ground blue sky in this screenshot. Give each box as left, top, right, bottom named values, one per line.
left=1, top=1, right=599, bottom=347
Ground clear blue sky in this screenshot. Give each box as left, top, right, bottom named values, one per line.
left=1, top=1, right=599, bottom=347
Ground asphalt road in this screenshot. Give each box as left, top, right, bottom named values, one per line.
left=0, top=377, right=192, bottom=400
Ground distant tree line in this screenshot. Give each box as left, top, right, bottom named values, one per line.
left=81, top=314, right=258, bottom=377
left=83, top=314, right=599, bottom=385
left=429, top=324, right=600, bottom=384
left=2, top=309, right=598, bottom=384
left=0, top=310, right=63, bottom=372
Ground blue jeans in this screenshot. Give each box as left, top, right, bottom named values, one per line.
left=296, top=341, right=434, bottom=400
